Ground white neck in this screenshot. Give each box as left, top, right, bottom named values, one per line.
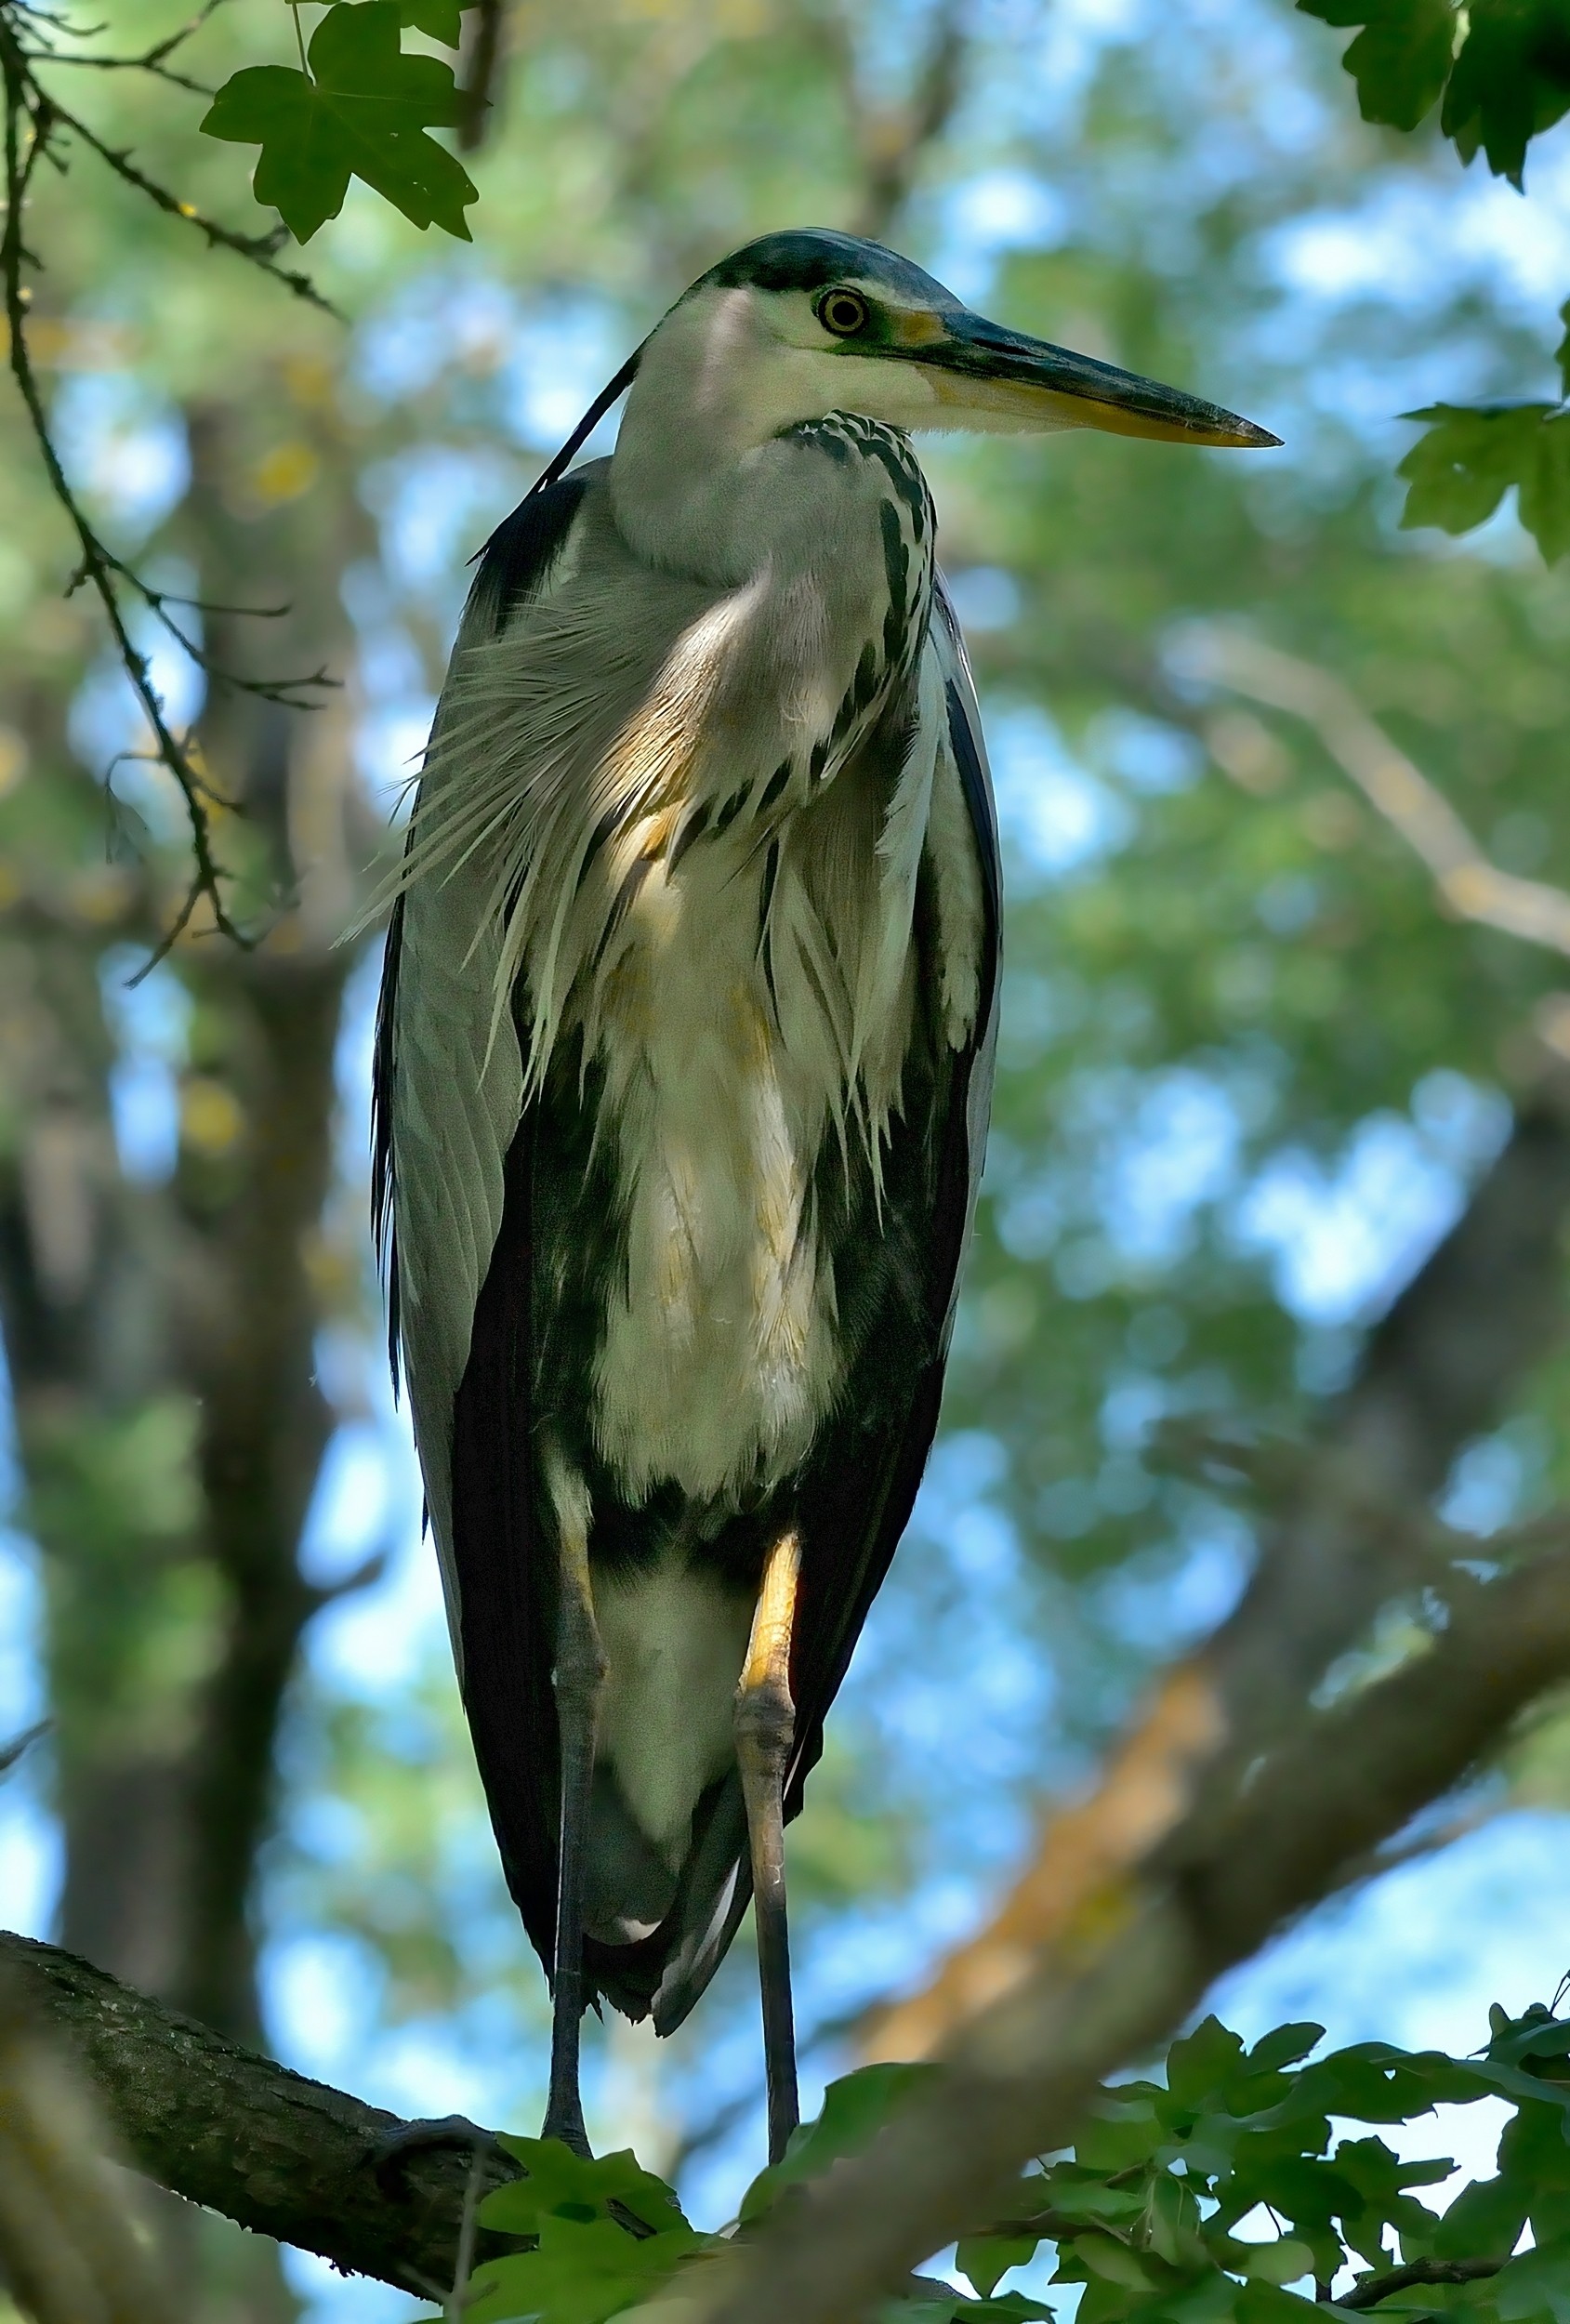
left=608, top=285, right=941, bottom=584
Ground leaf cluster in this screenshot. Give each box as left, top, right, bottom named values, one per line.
left=1397, top=395, right=1570, bottom=564
left=1294, top=0, right=1570, bottom=188
left=448, top=2003, right=1570, bottom=2324
left=1293, top=0, right=1570, bottom=562
left=201, top=1, right=478, bottom=243
left=958, top=2001, right=1570, bottom=2324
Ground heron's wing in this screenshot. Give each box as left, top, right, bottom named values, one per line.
left=375, top=473, right=608, bottom=1976
left=785, top=581, right=1001, bottom=1808
left=373, top=471, right=591, bottom=1634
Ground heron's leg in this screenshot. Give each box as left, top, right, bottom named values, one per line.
left=544, top=1450, right=604, bottom=2158
left=734, top=1528, right=802, bottom=2166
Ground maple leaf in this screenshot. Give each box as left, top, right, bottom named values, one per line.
left=202, top=1, right=477, bottom=243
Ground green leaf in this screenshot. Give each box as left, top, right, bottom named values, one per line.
left=1397, top=403, right=1562, bottom=546
left=1146, top=2173, right=1208, bottom=2270
left=1297, top=0, right=1456, bottom=127
left=1494, top=2096, right=1570, bottom=2241
left=1165, top=2018, right=1249, bottom=2109
left=739, top=2064, right=942, bottom=2224
left=466, top=2214, right=709, bottom=2324
left=1234, top=2288, right=1323, bottom=2323
left=1034, top=2164, right=1146, bottom=2233
left=480, top=2138, right=689, bottom=2238
left=1510, top=410, right=1570, bottom=560
left=1328, top=2134, right=1452, bottom=2272
left=1490, top=2232, right=1570, bottom=2323
left=1297, top=0, right=1570, bottom=178
left=1487, top=2003, right=1570, bottom=2072
left=201, top=1, right=477, bottom=242
left=1207, top=2156, right=1355, bottom=2290
left=958, top=2234, right=1043, bottom=2298
left=1442, top=0, right=1570, bottom=182
left=1247, top=2026, right=1326, bottom=2076
left=1431, top=2172, right=1530, bottom=2265
left=1234, top=2240, right=1314, bottom=2287
left=398, top=0, right=464, bottom=40
left=1073, top=2232, right=1160, bottom=2291
left=1075, top=2089, right=1165, bottom=2174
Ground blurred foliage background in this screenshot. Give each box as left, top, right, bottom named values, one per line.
left=7, top=0, right=1570, bottom=2315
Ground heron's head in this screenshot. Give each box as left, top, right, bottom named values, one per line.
left=637, top=228, right=1278, bottom=453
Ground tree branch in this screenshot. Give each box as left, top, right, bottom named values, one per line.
left=0, top=1959, right=177, bottom=2324
left=1335, top=2255, right=1504, bottom=2310
left=601, top=1069, right=1570, bottom=2324
left=623, top=1529, right=1570, bottom=2324
left=0, top=1931, right=523, bottom=2298
left=848, top=0, right=967, bottom=242
left=456, top=0, right=505, bottom=150
left=0, top=0, right=335, bottom=961
left=875, top=1068, right=1570, bottom=2061
left=1192, top=629, right=1570, bottom=959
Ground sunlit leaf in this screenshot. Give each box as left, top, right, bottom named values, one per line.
left=466, top=2215, right=708, bottom=2324
left=481, top=2138, right=689, bottom=2238
left=739, top=2063, right=943, bottom=2224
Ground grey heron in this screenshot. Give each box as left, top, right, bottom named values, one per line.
left=372, top=229, right=1275, bottom=2165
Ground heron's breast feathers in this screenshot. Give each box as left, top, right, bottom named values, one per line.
left=388, top=439, right=984, bottom=1503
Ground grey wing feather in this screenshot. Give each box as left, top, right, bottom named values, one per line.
left=372, top=476, right=593, bottom=1661
left=931, top=579, right=1001, bottom=1343
left=389, top=853, right=521, bottom=1650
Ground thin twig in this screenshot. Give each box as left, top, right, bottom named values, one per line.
left=17, top=0, right=234, bottom=94
left=1335, top=2255, right=1504, bottom=2309
left=446, top=2141, right=487, bottom=2320
left=0, top=0, right=344, bottom=959
left=38, top=81, right=334, bottom=311
left=1, top=23, right=244, bottom=953
left=0, top=1721, right=48, bottom=1778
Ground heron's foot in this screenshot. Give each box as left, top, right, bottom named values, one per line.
left=371, top=2112, right=503, bottom=2193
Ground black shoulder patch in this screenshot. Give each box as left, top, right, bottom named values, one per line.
left=370, top=888, right=405, bottom=1390
left=467, top=473, right=590, bottom=639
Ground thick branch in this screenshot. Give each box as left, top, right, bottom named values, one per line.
left=0, top=1933, right=521, bottom=2299
left=0, top=1960, right=176, bottom=2324
left=876, top=1074, right=1570, bottom=2059
left=631, top=1531, right=1570, bottom=2324
left=612, top=1073, right=1570, bottom=2322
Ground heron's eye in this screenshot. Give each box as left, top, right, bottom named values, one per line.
left=817, top=288, right=869, bottom=337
